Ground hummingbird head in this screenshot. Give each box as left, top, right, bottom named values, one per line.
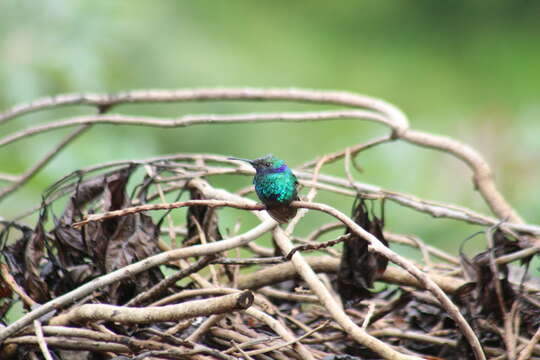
left=229, top=154, right=287, bottom=174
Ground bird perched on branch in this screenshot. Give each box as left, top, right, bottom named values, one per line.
left=229, top=154, right=298, bottom=223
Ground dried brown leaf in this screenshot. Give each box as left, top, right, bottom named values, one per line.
left=337, top=198, right=389, bottom=304
left=23, top=222, right=49, bottom=303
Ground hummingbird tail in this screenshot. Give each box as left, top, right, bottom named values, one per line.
left=267, top=205, right=297, bottom=224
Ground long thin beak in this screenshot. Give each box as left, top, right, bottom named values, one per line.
left=228, top=157, right=253, bottom=164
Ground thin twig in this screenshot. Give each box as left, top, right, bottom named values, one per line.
left=33, top=320, right=53, bottom=360
left=496, top=245, right=540, bottom=265
left=231, top=340, right=256, bottom=360
left=124, top=255, right=215, bottom=306
left=5, top=335, right=130, bottom=353
left=299, top=134, right=393, bottom=169
left=72, top=199, right=266, bottom=228
left=0, top=173, right=19, bottom=182
left=517, top=325, right=540, bottom=360
left=244, top=320, right=330, bottom=356
left=212, top=256, right=284, bottom=265
left=369, top=328, right=457, bottom=347
left=0, top=109, right=387, bottom=148
left=0, top=124, right=90, bottom=200
left=187, top=314, right=226, bottom=343
left=285, top=154, right=328, bottom=233
left=362, top=302, right=376, bottom=330
left=0, top=263, right=37, bottom=307
left=384, top=232, right=460, bottom=265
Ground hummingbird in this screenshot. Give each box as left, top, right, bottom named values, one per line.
left=229, top=154, right=299, bottom=223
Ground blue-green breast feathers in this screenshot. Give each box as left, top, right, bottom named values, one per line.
left=254, top=169, right=298, bottom=204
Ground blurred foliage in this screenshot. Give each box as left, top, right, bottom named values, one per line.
left=1, top=1, right=539, bottom=255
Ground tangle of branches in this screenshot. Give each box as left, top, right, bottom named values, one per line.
left=0, top=88, right=539, bottom=360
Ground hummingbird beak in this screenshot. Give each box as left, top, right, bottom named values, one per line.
left=228, top=157, right=253, bottom=164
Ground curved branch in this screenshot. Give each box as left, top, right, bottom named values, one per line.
left=0, top=88, right=409, bottom=132
left=0, top=125, right=90, bottom=200
left=403, top=129, right=522, bottom=223
left=236, top=255, right=464, bottom=293
left=0, top=109, right=387, bottom=148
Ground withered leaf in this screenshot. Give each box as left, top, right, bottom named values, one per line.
left=86, top=169, right=133, bottom=271
left=105, top=211, right=163, bottom=304
left=33, top=166, right=163, bottom=304
left=24, top=222, right=49, bottom=303
left=47, top=170, right=133, bottom=294
left=3, top=227, right=32, bottom=287
left=337, top=198, right=389, bottom=304
left=105, top=213, right=161, bottom=273
left=82, top=168, right=164, bottom=304
left=459, top=229, right=517, bottom=322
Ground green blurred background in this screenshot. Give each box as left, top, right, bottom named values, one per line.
left=1, top=1, right=539, bottom=256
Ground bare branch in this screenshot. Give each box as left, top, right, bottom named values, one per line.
left=0, top=124, right=90, bottom=200
left=33, top=321, right=53, bottom=360
left=72, top=199, right=266, bottom=228
left=0, top=88, right=409, bottom=131
left=518, top=325, right=540, bottom=360
left=0, top=109, right=387, bottom=148
left=5, top=336, right=130, bottom=353
left=49, top=291, right=254, bottom=325
left=0, top=263, right=37, bottom=307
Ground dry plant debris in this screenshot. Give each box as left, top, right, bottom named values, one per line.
left=0, top=88, right=539, bottom=360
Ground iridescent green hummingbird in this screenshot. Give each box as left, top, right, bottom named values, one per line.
left=229, top=154, right=299, bottom=223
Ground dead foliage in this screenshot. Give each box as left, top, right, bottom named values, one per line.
left=1, top=163, right=539, bottom=360
left=337, top=198, right=389, bottom=304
